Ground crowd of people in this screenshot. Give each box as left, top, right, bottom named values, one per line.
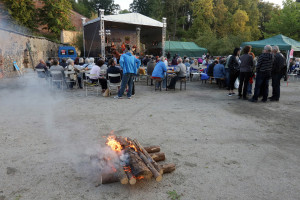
left=36, top=44, right=293, bottom=102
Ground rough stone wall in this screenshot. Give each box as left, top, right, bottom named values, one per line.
left=0, top=28, right=60, bottom=78
left=61, top=30, right=81, bottom=44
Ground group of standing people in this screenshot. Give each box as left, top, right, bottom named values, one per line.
left=226, top=45, right=287, bottom=102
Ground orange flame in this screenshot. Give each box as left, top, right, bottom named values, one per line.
left=125, top=138, right=138, bottom=152
left=106, top=135, right=122, bottom=152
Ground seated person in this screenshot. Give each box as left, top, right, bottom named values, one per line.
left=184, top=58, right=191, bottom=69
left=49, top=59, right=64, bottom=88
left=167, top=58, right=187, bottom=89
left=207, top=60, right=218, bottom=77
left=89, top=59, right=108, bottom=92
left=35, top=59, right=48, bottom=78
left=151, top=56, right=167, bottom=89
left=66, top=59, right=82, bottom=89
left=106, top=58, right=121, bottom=83
left=147, top=57, right=156, bottom=85
left=60, top=58, right=68, bottom=68
left=213, top=59, right=226, bottom=87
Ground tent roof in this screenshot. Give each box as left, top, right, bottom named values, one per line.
left=84, top=13, right=163, bottom=28
left=241, top=34, right=300, bottom=51
left=161, top=41, right=207, bottom=57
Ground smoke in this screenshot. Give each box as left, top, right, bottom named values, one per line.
left=0, top=71, right=118, bottom=184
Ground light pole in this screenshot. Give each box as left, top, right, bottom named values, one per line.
left=162, top=17, right=167, bottom=57
left=81, top=17, right=86, bottom=58
left=99, top=9, right=105, bottom=59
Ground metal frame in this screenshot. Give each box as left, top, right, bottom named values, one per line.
left=162, top=18, right=167, bottom=57
left=99, top=9, right=105, bottom=59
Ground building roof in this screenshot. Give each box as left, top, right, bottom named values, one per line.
left=84, top=13, right=163, bottom=28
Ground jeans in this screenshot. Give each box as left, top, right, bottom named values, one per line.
left=118, top=73, right=135, bottom=97
left=225, top=68, right=230, bottom=88
left=238, top=72, right=252, bottom=98
left=272, top=73, right=282, bottom=100
left=253, top=72, right=271, bottom=101
left=247, top=83, right=252, bottom=95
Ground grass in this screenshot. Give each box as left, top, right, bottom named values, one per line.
left=167, top=190, right=181, bottom=200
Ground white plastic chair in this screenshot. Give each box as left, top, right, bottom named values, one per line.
left=50, top=71, right=64, bottom=91
left=84, top=72, right=99, bottom=96
left=107, top=73, right=121, bottom=94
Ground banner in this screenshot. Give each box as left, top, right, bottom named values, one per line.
left=290, top=49, right=294, bottom=58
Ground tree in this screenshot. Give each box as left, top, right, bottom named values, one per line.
left=264, top=0, right=300, bottom=40
left=258, top=1, right=280, bottom=38
left=130, top=0, right=149, bottom=15
left=90, top=0, right=120, bottom=15
left=39, top=0, right=74, bottom=38
left=70, top=0, right=94, bottom=18
left=2, top=0, right=37, bottom=30
left=119, top=9, right=131, bottom=14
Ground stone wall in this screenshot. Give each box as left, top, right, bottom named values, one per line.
left=0, top=28, right=61, bottom=78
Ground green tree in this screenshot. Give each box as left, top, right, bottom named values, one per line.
left=119, top=9, right=131, bottom=14
left=3, top=0, right=37, bottom=30
left=258, top=1, right=280, bottom=38
left=70, top=0, right=93, bottom=18
left=90, top=0, right=120, bottom=15
left=264, top=0, right=300, bottom=40
left=130, top=0, right=149, bottom=15
left=39, top=0, right=74, bottom=39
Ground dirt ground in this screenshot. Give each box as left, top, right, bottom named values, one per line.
left=1, top=70, right=300, bottom=200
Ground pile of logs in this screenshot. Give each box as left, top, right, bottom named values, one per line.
left=91, top=137, right=176, bottom=185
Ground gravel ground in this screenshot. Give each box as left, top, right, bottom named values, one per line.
left=0, top=70, right=300, bottom=200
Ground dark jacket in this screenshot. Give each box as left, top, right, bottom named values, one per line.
left=207, top=63, right=216, bottom=77
left=256, top=53, right=274, bottom=73
left=228, top=56, right=240, bottom=72
left=147, top=60, right=156, bottom=76
left=272, top=53, right=286, bottom=75
left=240, top=54, right=254, bottom=73
left=107, top=66, right=121, bottom=83
left=35, top=63, right=48, bottom=71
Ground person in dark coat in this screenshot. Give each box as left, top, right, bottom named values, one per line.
left=35, top=59, right=49, bottom=78
left=207, top=60, right=218, bottom=77
left=238, top=46, right=254, bottom=100
left=228, top=48, right=241, bottom=96
left=269, top=46, right=286, bottom=101
left=249, top=45, right=274, bottom=102
left=107, top=58, right=122, bottom=83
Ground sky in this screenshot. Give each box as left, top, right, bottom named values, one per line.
left=114, top=0, right=284, bottom=10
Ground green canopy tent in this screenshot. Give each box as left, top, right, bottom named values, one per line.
left=156, top=41, right=207, bottom=57
left=241, top=34, right=300, bottom=51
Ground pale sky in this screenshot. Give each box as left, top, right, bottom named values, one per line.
left=114, top=0, right=284, bottom=10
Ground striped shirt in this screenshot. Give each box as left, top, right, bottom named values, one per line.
left=256, top=53, right=274, bottom=73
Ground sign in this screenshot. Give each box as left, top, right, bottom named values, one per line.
left=290, top=49, right=294, bottom=58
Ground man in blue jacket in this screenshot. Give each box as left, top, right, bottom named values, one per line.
left=152, top=57, right=167, bottom=89
left=115, top=47, right=141, bottom=99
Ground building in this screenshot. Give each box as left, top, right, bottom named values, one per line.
left=83, top=12, right=166, bottom=58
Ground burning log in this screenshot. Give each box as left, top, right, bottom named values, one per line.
left=160, top=163, right=176, bottom=174
left=127, top=150, right=152, bottom=179
left=150, top=152, right=166, bottom=162
left=100, top=167, right=128, bottom=185
left=144, top=146, right=161, bottom=153
left=124, top=167, right=136, bottom=185
left=138, top=151, right=162, bottom=182
left=133, top=139, right=163, bottom=175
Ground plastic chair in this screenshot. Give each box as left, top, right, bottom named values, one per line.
left=84, top=72, right=99, bottom=96
left=108, top=73, right=121, bottom=94
left=50, top=71, right=64, bottom=90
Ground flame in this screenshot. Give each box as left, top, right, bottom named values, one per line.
left=125, top=138, right=138, bottom=152
left=106, top=135, right=122, bottom=152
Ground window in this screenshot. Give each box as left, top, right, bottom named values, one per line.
left=60, top=50, right=66, bottom=55
left=68, top=49, right=75, bottom=55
